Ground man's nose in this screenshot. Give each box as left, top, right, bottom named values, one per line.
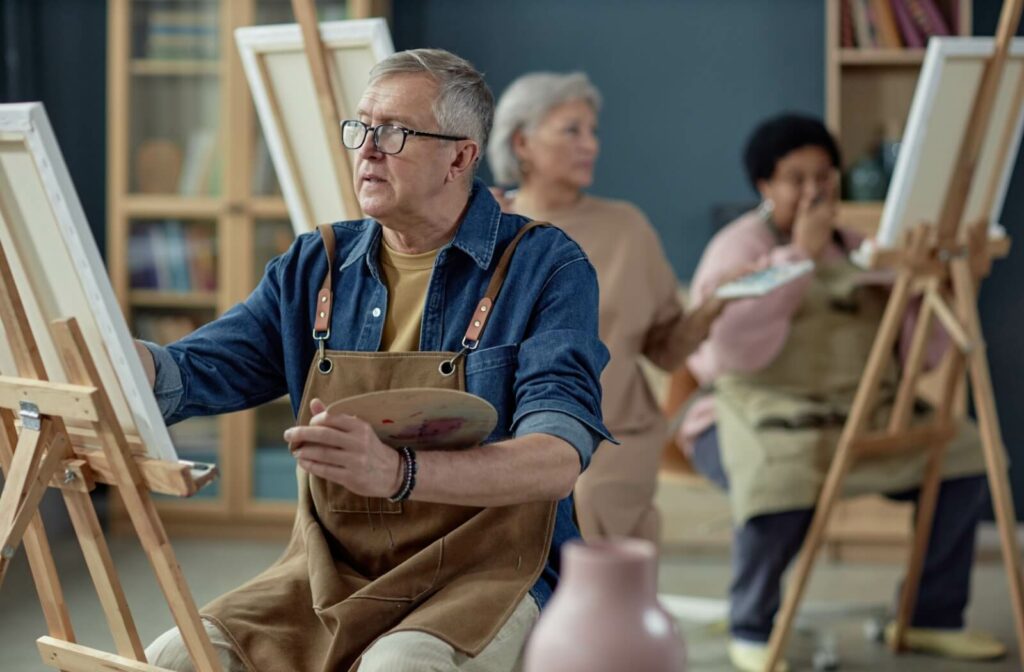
left=357, top=132, right=383, bottom=160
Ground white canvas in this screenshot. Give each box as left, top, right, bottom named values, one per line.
left=0, top=103, right=177, bottom=461
left=875, top=37, right=1024, bottom=250
left=236, top=18, right=393, bottom=235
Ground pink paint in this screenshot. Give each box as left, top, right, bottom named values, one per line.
left=389, top=417, right=465, bottom=442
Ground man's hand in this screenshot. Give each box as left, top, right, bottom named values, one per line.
left=285, top=398, right=403, bottom=498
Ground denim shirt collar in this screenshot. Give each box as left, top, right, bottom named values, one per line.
left=337, top=179, right=502, bottom=274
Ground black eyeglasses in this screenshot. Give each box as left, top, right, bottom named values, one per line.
left=340, top=119, right=467, bottom=155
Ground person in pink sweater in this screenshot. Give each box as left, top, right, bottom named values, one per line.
left=676, top=114, right=1001, bottom=671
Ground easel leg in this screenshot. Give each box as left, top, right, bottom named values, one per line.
left=52, top=319, right=222, bottom=672
left=763, top=269, right=916, bottom=671
left=952, top=258, right=1024, bottom=665
left=0, top=408, right=75, bottom=661
left=61, top=481, right=146, bottom=660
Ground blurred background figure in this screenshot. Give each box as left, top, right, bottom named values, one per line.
left=488, top=71, right=725, bottom=544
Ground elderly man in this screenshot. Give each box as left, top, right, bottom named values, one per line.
left=139, top=49, right=610, bottom=672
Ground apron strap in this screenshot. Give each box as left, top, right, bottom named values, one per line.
left=314, top=223, right=337, bottom=339
left=461, top=221, right=549, bottom=348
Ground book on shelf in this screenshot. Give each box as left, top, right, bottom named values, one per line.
left=842, top=0, right=957, bottom=49
left=890, top=0, right=926, bottom=48
left=129, top=221, right=217, bottom=293
left=871, top=0, right=904, bottom=48
left=178, top=128, right=218, bottom=196
left=841, top=0, right=857, bottom=48
left=906, top=0, right=952, bottom=36
left=144, top=8, right=219, bottom=61
left=851, top=0, right=877, bottom=48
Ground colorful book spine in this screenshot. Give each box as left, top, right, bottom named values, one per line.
left=906, top=0, right=951, bottom=37
left=871, top=0, right=905, bottom=48
left=851, top=0, right=876, bottom=48
left=841, top=0, right=857, bottom=48
left=890, top=0, right=925, bottom=48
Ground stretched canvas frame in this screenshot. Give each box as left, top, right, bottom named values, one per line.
left=876, top=37, right=1024, bottom=249
left=0, top=103, right=177, bottom=461
left=236, top=18, right=393, bottom=234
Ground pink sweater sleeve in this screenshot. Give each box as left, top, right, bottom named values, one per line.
left=687, top=216, right=813, bottom=379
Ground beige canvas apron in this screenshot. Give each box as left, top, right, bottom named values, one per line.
left=202, top=222, right=557, bottom=672
left=714, top=255, right=985, bottom=524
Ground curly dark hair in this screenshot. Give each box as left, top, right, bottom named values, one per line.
left=743, top=114, right=841, bottom=191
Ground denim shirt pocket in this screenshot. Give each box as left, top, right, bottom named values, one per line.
left=465, top=343, right=519, bottom=443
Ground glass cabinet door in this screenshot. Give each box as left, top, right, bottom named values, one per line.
left=251, top=218, right=299, bottom=502
left=129, top=1, right=222, bottom=196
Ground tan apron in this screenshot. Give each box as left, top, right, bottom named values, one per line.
left=202, top=222, right=558, bottom=672
left=714, top=256, right=986, bottom=524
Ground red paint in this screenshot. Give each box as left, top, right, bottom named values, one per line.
left=381, top=418, right=394, bottom=424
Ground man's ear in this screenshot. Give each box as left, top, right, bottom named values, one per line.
left=447, top=140, right=480, bottom=183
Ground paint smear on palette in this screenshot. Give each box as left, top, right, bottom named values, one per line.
left=388, top=417, right=465, bottom=442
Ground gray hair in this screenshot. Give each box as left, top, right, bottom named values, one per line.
left=369, top=49, right=494, bottom=153
left=487, top=72, right=602, bottom=186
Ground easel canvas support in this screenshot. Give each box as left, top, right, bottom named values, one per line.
left=0, top=239, right=221, bottom=669
left=764, top=1, right=1024, bottom=669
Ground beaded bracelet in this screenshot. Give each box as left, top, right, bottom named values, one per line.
left=388, top=446, right=417, bottom=502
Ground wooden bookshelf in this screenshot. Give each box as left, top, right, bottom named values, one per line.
left=107, top=0, right=390, bottom=538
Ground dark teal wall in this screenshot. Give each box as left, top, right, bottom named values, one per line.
left=392, top=0, right=825, bottom=275
left=0, top=0, right=107, bottom=256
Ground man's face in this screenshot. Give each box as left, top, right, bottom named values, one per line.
left=352, top=74, right=456, bottom=223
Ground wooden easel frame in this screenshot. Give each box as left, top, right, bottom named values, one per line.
left=0, top=239, right=221, bottom=670
left=764, top=1, right=1024, bottom=669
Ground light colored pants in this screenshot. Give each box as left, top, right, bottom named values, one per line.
left=146, top=595, right=539, bottom=672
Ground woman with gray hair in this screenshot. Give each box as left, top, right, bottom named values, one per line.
left=489, top=72, right=728, bottom=544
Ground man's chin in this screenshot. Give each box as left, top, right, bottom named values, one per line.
left=358, top=197, right=389, bottom=220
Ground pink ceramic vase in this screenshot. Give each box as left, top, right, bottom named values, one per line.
left=523, top=538, right=686, bottom=672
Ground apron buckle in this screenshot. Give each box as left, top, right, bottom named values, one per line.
left=313, top=329, right=332, bottom=374
left=439, top=339, right=478, bottom=377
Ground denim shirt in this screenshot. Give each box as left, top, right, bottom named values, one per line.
left=145, top=180, right=613, bottom=609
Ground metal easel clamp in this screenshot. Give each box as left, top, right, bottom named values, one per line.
left=19, top=401, right=40, bottom=431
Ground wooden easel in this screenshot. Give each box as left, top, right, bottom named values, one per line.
left=291, top=0, right=363, bottom=220
left=764, top=1, right=1024, bottom=669
left=0, top=237, right=222, bottom=670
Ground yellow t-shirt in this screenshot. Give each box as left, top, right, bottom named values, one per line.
left=378, top=241, right=441, bottom=352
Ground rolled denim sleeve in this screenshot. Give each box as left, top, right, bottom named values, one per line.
left=515, top=410, right=603, bottom=470
left=141, top=340, right=184, bottom=421
left=512, top=252, right=616, bottom=449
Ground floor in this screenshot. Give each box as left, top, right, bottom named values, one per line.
left=0, top=512, right=1019, bottom=671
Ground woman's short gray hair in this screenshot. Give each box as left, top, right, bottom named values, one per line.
left=487, top=72, right=602, bottom=186
left=369, top=49, right=494, bottom=152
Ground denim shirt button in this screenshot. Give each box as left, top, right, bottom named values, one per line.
left=371, top=307, right=382, bottom=318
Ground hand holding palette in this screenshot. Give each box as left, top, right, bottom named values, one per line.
left=325, top=388, right=498, bottom=450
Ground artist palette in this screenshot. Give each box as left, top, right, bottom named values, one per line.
left=325, top=388, right=498, bottom=450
